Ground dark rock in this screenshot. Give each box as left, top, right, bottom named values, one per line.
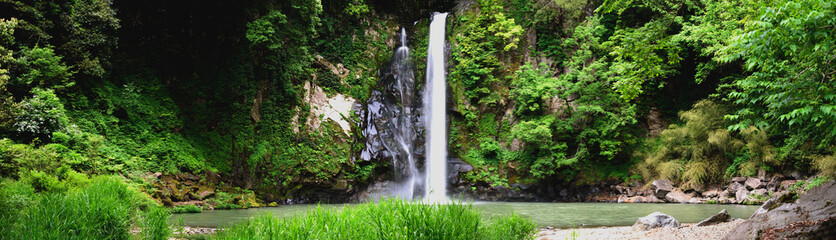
left=696, top=209, right=730, bottom=227
left=745, top=178, right=763, bottom=190
left=652, top=179, right=674, bottom=198
left=731, top=177, right=747, bottom=183
left=724, top=180, right=836, bottom=240
left=633, top=212, right=681, bottom=230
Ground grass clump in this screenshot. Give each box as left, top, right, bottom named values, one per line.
left=172, top=204, right=204, bottom=214
left=215, top=198, right=536, bottom=240
left=0, top=175, right=171, bottom=240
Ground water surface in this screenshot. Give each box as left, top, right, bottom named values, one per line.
left=173, top=202, right=758, bottom=228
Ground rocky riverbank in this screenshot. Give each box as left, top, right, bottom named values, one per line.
left=536, top=220, right=745, bottom=240
left=444, top=171, right=812, bottom=205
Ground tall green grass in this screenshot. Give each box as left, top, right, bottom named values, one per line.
left=215, top=199, right=536, bottom=240
left=0, top=176, right=171, bottom=240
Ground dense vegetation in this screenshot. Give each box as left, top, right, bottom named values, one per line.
left=215, top=199, right=536, bottom=240
left=0, top=0, right=834, bottom=229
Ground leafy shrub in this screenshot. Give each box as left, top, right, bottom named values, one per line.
left=13, top=88, right=70, bottom=140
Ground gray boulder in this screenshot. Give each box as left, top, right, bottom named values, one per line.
left=731, top=177, right=747, bottom=183
left=727, top=182, right=744, bottom=193
left=745, top=178, right=763, bottom=190
left=724, top=180, right=836, bottom=240
left=751, top=188, right=767, bottom=198
left=664, top=189, right=693, bottom=203
left=652, top=179, right=674, bottom=199
left=702, top=188, right=722, bottom=198
left=696, top=209, right=730, bottom=227
left=633, top=212, right=681, bottom=230
left=735, top=188, right=750, bottom=203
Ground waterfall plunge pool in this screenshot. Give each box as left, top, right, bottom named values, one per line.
left=173, top=202, right=758, bottom=228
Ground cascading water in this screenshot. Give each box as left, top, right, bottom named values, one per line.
left=423, top=12, right=449, bottom=203
left=359, top=27, right=423, bottom=199
left=358, top=14, right=449, bottom=202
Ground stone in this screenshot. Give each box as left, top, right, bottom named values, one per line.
left=745, top=178, right=763, bottom=190
left=751, top=188, right=767, bottom=198
left=702, top=188, right=722, bottom=198
left=749, top=197, right=779, bottom=219
left=724, top=180, right=836, bottom=240
left=664, top=189, right=693, bottom=203
left=780, top=180, right=802, bottom=190
left=727, top=182, right=744, bottom=193
left=652, top=179, right=674, bottom=199
left=696, top=209, right=730, bottom=227
left=735, top=188, right=750, bottom=203
left=731, top=177, right=747, bottom=183
left=633, top=212, right=681, bottom=231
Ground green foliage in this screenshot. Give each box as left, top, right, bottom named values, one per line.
left=11, top=46, right=74, bottom=90
left=719, top=0, right=836, bottom=148
left=214, top=199, right=536, bottom=240
left=13, top=88, right=70, bottom=139
left=450, top=0, right=524, bottom=106
left=511, top=64, right=559, bottom=116
left=635, top=100, right=778, bottom=186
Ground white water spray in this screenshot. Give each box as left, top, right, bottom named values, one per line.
left=424, top=12, right=449, bottom=203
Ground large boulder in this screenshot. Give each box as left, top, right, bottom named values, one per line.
left=652, top=179, right=674, bottom=199
left=633, top=212, right=681, bottom=230
left=664, top=189, right=694, bottom=203
left=724, top=180, right=836, bottom=240
left=745, top=178, right=763, bottom=190
left=727, top=181, right=744, bottom=193
left=731, top=177, right=747, bottom=183
left=696, top=209, right=730, bottom=227
left=735, top=188, right=750, bottom=203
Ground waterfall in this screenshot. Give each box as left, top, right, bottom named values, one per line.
left=424, top=12, right=449, bottom=203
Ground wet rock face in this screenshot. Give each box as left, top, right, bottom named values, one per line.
left=357, top=42, right=426, bottom=198
left=724, top=180, right=836, bottom=240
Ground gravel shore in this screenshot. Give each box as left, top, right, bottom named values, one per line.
left=536, top=219, right=744, bottom=240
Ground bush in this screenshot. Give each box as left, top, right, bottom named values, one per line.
left=215, top=199, right=536, bottom=240
left=13, top=88, right=70, bottom=140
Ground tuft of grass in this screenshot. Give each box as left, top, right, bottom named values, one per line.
left=172, top=204, right=203, bottom=214
left=0, top=175, right=171, bottom=240
left=214, top=198, right=537, bottom=240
